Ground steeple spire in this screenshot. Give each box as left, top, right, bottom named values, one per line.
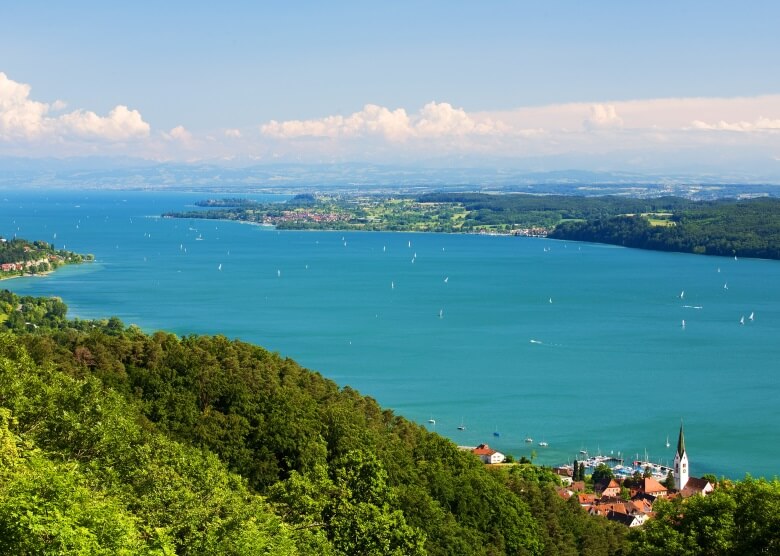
left=677, top=420, right=686, bottom=457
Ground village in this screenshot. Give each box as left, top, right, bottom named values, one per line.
left=0, top=238, right=91, bottom=278
left=462, top=424, right=715, bottom=527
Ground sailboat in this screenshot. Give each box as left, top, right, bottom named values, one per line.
left=681, top=319, right=686, bottom=329
left=538, top=439, right=549, bottom=447
left=749, top=311, right=755, bottom=321
left=680, top=290, right=685, bottom=300
left=524, top=436, right=533, bottom=443
left=493, top=427, right=500, bottom=437
left=427, top=416, right=436, bottom=425
left=457, top=418, right=466, bottom=431
left=740, top=315, right=745, bottom=325
left=218, top=263, right=222, bottom=271
left=438, top=309, right=444, bottom=319
left=666, top=436, right=670, bottom=448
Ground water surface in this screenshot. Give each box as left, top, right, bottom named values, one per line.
left=2, top=190, right=778, bottom=479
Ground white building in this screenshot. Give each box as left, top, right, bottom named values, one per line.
left=673, top=422, right=689, bottom=491
left=471, top=443, right=506, bottom=464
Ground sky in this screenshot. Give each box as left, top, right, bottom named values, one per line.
left=2, top=1, right=780, bottom=177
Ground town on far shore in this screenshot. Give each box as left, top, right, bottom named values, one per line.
left=0, top=237, right=93, bottom=279
left=461, top=423, right=714, bottom=527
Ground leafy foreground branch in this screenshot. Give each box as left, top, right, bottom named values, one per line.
left=0, top=291, right=778, bottom=554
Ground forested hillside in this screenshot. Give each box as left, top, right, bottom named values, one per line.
left=1, top=291, right=778, bottom=554
left=0, top=291, right=626, bottom=555
left=549, top=197, right=780, bottom=259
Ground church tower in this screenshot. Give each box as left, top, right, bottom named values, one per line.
left=673, top=421, right=689, bottom=491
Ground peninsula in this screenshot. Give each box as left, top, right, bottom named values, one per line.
left=0, top=237, right=93, bottom=279
left=163, top=192, right=780, bottom=260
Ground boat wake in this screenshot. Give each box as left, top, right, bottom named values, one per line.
left=682, top=305, right=703, bottom=309
left=529, top=339, right=543, bottom=344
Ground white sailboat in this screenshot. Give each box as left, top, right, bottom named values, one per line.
left=749, top=311, right=755, bottom=321
left=680, top=290, right=685, bottom=299
left=681, top=319, right=686, bottom=329
left=538, top=439, right=549, bottom=447
left=666, top=436, right=670, bottom=448
left=524, top=436, right=533, bottom=443
left=218, top=263, right=222, bottom=271
left=457, top=418, right=466, bottom=431
left=438, top=309, right=444, bottom=319
left=740, top=315, right=745, bottom=325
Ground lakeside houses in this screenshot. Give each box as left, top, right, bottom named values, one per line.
left=510, top=227, right=549, bottom=237
left=460, top=444, right=506, bottom=464
left=556, top=423, right=716, bottom=527
left=1, top=255, right=63, bottom=275
left=262, top=210, right=348, bottom=226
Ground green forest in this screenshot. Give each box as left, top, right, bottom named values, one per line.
left=1, top=291, right=778, bottom=555
left=549, top=197, right=780, bottom=259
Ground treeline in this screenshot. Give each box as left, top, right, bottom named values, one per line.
left=549, top=197, right=780, bottom=259
left=0, top=291, right=627, bottom=555
left=417, top=193, right=695, bottom=230
left=0, top=237, right=93, bottom=266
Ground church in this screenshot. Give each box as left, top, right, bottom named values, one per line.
left=673, top=422, right=715, bottom=497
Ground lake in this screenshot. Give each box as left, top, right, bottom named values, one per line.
left=2, top=189, right=779, bottom=479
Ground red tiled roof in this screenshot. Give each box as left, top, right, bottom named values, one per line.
left=642, top=477, right=667, bottom=494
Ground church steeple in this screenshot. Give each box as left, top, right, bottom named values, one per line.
left=677, top=421, right=686, bottom=458
left=673, top=420, right=689, bottom=491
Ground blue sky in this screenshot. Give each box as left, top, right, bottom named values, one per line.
left=2, top=1, right=780, bottom=175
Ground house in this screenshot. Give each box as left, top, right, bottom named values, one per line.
left=471, top=444, right=505, bottom=464
left=552, top=467, right=573, bottom=486
left=626, top=498, right=654, bottom=515
left=595, top=478, right=621, bottom=498
left=681, top=477, right=714, bottom=497
left=639, top=477, right=667, bottom=498
left=577, top=493, right=596, bottom=507
left=606, top=511, right=645, bottom=527
left=570, top=480, right=586, bottom=492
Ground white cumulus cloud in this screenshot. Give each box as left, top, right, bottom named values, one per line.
left=583, top=104, right=624, bottom=131
left=262, top=103, right=412, bottom=141
left=57, top=105, right=150, bottom=140
left=224, top=128, right=242, bottom=138
left=167, top=125, right=192, bottom=142
left=261, top=101, right=503, bottom=141
left=0, top=72, right=52, bottom=138
left=0, top=72, right=149, bottom=142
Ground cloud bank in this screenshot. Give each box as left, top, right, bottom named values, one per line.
left=1, top=71, right=779, bottom=175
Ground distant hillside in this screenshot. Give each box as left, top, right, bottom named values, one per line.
left=549, top=197, right=780, bottom=259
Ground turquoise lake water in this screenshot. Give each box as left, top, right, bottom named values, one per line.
left=2, top=190, right=779, bottom=479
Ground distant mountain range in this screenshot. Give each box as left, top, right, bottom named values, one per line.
left=1, top=156, right=779, bottom=199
